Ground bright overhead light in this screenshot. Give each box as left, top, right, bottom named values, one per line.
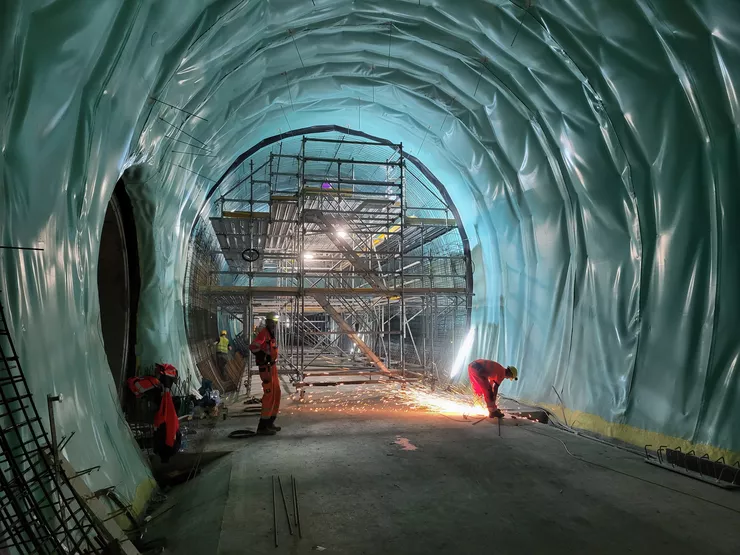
left=337, top=229, right=348, bottom=238
left=303, top=252, right=314, bottom=259
left=449, top=327, right=476, bottom=378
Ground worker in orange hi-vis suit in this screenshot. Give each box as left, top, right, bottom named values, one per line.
left=467, top=359, right=518, bottom=418
left=249, top=312, right=281, bottom=435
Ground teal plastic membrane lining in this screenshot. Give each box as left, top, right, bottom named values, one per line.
left=1, top=0, right=739, bottom=506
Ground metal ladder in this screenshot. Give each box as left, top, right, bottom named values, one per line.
left=0, top=292, right=112, bottom=553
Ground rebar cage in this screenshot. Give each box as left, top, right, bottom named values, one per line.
left=185, top=132, right=472, bottom=389
left=0, top=295, right=114, bottom=553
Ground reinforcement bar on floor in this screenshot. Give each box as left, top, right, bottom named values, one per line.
left=644, top=446, right=740, bottom=489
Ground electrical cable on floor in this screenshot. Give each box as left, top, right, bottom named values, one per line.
left=438, top=414, right=476, bottom=423
left=499, top=394, right=645, bottom=457
left=519, top=425, right=740, bottom=516
left=550, top=385, right=569, bottom=427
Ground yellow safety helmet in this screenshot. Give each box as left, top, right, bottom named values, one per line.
left=221, top=330, right=227, bottom=336
left=507, top=366, right=518, bottom=381
left=265, top=312, right=279, bottom=321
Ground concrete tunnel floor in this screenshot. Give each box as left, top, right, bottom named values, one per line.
left=144, top=382, right=740, bottom=555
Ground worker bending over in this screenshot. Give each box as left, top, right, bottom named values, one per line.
left=249, top=312, right=281, bottom=435
left=214, top=330, right=231, bottom=378
left=468, top=359, right=518, bottom=418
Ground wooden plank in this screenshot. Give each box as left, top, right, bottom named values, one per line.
left=312, top=293, right=389, bottom=374
left=295, top=381, right=389, bottom=387
left=221, top=211, right=270, bottom=219
left=404, top=217, right=457, bottom=226
left=201, top=286, right=468, bottom=296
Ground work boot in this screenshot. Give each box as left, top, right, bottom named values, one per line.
left=489, top=408, right=505, bottom=419
left=256, top=418, right=277, bottom=436
left=267, top=416, right=281, bottom=432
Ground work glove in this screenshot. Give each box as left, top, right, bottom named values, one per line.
left=489, top=408, right=505, bottom=419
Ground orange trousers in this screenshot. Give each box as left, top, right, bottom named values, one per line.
left=259, top=364, right=281, bottom=418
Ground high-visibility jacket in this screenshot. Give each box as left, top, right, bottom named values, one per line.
left=127, top=376, right=161, bottom=397
left=249, top=327, right=278, bottom=364
left=468, top=359, right=506, bottom=396
left=217, top=336, right=230, bottom=353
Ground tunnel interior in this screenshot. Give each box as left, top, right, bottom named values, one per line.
left=0, top=0, right=739, bottom=540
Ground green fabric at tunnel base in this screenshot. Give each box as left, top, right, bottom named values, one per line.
left=1, top=0, right=739, bottom=509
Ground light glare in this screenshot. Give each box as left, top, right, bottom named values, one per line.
left=449, top=327, right=476, bottom=378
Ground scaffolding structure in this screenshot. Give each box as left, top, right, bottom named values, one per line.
left=187, top=134, right=472, bottom=390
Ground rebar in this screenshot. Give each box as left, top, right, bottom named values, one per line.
left=272, top=476, right=278, bottom=547
left=293, top=475, right=302, bottom=539
left=0, top=294, right=110, bottom=552
left=291, top=474, right=298, bottom=527
left=277, top=476, right=294, bottom=535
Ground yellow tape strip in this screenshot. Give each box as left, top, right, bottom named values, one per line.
left=525, top=400, right=740, bottom=463
left=373, top=225, right=400, bottom=247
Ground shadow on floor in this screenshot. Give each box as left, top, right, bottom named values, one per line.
left=142, top=452, right=234, bottom=554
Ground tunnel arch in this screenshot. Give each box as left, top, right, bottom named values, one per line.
left=184, top=127, right=475, bottom=388
left=0, top=0, right=738, bottom=519
left=191, top=125, right=475, bottom=305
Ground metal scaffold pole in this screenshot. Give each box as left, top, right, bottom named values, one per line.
left=299, top=136, right=307, bottom=378
left=246, top=294, right=253, bottom=395
left=399, top=143, right=406, bottom=378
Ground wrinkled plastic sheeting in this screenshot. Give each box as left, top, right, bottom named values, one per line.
left=1, top=0, right=740, bottom=507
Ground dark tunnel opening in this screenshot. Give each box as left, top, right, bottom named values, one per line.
left=97, top=179, right=141, bottom=407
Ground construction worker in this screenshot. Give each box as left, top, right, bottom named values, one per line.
left=468, top=359, right=518, bottom=418
left=249, top=312, right=281, bottom=435
left=214, top=330, right=231, bottom=378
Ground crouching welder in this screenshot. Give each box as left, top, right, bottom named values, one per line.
left=468, top=359, right=518, bottom=418
left=249, top=312, right=281, bottom=435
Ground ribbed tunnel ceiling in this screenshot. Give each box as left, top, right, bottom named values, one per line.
left=1, top=0, right=739, bottom=510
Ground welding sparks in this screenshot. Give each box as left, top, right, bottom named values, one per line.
left=397, top=387, right=488, bottom=417
left=287, top=382, right=488, bottom=418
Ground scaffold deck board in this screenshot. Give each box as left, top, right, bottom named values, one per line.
left=201, top=286, right=468, bottom=297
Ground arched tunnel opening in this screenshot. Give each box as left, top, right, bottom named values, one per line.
left=184, top=128, right=473, bottom=395
left=1, top=1, right=739, bottom=553
left=98, top=178, right=141, bottom=408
